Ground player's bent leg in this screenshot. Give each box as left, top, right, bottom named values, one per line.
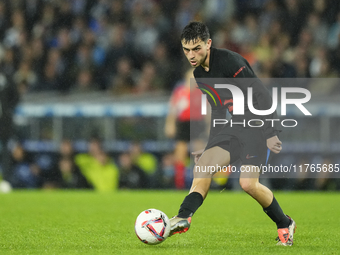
left=239, top=166, right=273, bottom=207
left=170, top=146, right=231, bottom=236
left=239, top=165, right=296, bottom=245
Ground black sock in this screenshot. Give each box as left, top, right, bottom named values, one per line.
left=177, top=192, right=204, bottom=218
left=263, top=196, right=291, bottom=229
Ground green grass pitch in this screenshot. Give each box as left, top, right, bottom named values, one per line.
left=0, top=190, right=339, bottom=255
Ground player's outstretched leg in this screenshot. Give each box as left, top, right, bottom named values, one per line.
left=170, top=146, right=231, bottom=236
left=239, top=167, right=296, bottom=246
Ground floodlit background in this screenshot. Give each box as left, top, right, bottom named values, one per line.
left=0, top=0, right=340, bottom=192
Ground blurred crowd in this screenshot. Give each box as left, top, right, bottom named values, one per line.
left=7, top=139, right=172, bottom=191
left=6, top=139, right=340, bottom=191
left=1, top=0, right=340, bottom=96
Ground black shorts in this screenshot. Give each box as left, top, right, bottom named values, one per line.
left=205, top=126, right=270, bottom=167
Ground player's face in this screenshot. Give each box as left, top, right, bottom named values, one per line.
left=181, top=39, right=212, bottom=67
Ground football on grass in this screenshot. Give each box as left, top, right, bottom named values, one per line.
left=135, top=209, right=170, bottom=245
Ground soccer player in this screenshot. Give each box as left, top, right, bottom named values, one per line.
left=169, top=22, right=296, bottom=246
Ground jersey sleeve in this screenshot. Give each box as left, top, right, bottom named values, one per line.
left=249, top=79, right=281, bottom=139
left=226, top=52, right=280, bottom=139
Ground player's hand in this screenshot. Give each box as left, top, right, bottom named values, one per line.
left=192, top=149, right=204, bottom=164
left=267, top=136, right=282, bottom=154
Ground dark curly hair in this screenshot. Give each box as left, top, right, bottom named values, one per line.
left=180, top=21, right=210, bottom=44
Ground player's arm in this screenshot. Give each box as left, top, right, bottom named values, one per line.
left=228, top=54, right=281, bottom=153
left=202, top=93, right=226, bottom=154
left=266, top=135, right=282, bottom=154
left=250, top=80, right=280, bottom=137
left=191, top=95, right=226, bottom=163
left=250, top=79, right=282, bottom=153
left=227, top=55, right=280, bottom=138
left=192, top=106, right=225, bottom=163
left=207, top=105, right=226, bottom=140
